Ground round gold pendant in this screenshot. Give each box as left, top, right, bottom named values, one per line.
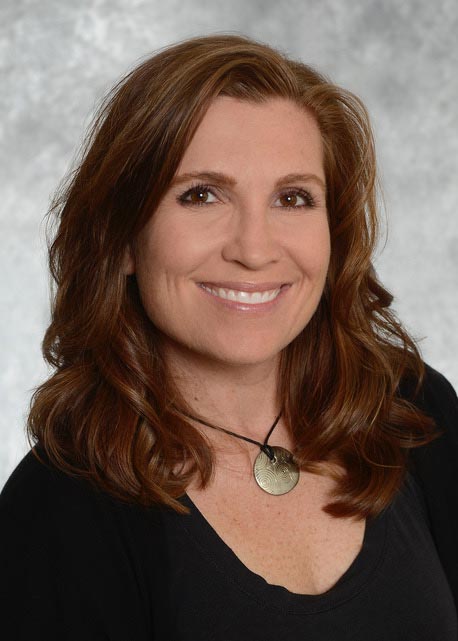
left=253, top=446, right=299, bottom=495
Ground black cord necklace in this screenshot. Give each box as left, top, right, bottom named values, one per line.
left=180, top=409, right=300, bottom=495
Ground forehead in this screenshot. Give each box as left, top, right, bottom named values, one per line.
left=177, top=96, right=324, bottom=180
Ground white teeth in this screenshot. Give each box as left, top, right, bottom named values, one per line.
left=201, top=285, right=281, bottom=304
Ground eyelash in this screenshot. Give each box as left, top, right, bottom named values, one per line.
left=176, top=183, right=317, bottom=210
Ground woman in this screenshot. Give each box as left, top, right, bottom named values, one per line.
left=1, top=34, right=457, bottom=640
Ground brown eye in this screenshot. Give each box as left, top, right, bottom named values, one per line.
left=279, top=193, right=299, bottom=207
left=274, top=190, right=315, bottom=209
left=178, top=185, right=219, bottom=206
left=189, top=189, right=209, bottom=203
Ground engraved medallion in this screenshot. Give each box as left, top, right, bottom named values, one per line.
left=253, top=446, right=299, bottom=495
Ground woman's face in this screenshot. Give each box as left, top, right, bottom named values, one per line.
left=127, top=96, right=330, bottom=370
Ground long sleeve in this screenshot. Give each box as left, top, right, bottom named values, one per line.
left=1, top=507, right=63, bottom=639
left=0, top=450, right=160, bottom=641
left=409, top=365, right=458, bottom=609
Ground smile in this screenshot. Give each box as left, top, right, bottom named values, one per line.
left=199, top=284, right=282, bottom=304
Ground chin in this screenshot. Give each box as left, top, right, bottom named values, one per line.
left=198, top=342, right=285, bottom=369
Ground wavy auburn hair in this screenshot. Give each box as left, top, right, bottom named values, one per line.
left=28, top=34, right=437, bottom=518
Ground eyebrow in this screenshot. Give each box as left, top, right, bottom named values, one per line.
left=171, top=171, right=326, bottom=191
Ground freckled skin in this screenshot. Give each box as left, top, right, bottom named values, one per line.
left=123, top=99, right=364, bottom=596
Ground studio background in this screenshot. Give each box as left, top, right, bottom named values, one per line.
left=1, top=0, right=457, bottom=486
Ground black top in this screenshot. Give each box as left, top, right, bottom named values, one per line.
left=1, top=364, right=458, bottom=640
left=161, top=474, right=456, bottom=640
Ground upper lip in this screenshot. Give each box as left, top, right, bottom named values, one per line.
left=198, top=281, right=289, bottom=292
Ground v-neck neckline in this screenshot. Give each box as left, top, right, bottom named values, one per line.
left=176, top=491, right=388, bottom=615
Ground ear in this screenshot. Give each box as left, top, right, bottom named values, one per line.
left=122, top=244, right=136, bottom=275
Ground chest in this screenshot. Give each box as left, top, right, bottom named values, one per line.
left=186, top=471, right=365, bottom=595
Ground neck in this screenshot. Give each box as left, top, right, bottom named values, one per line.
left=163, top=344, right=283, bottom=442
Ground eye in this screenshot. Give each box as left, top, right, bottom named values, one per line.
left=177, top=184, right=219, bottom=206
left=274, top=189, right=316, bottom=209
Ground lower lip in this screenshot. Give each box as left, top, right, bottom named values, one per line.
left=197, top=284, right=291, bottom=313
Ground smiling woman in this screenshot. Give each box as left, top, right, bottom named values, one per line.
left=1, top=34, right=457, bottom=639
left=125, top=98, right=330, bottom=370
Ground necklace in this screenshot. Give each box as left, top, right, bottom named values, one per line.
left=180, top=409, right=300, bottom=495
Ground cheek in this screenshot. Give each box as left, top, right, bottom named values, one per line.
left=133, top=219, right=205, bottom=314
left=294, top=222, right=331, bottom=278
left=140, top=213, right=212, bottom=276
left=135, top=219, right=180, bottom=282
left=320, top=230, right=332, bottom=273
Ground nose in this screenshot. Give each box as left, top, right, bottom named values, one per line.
left=221, top=201, right=282, bottom=269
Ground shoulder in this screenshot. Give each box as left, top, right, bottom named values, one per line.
left=402, top=364, right=458, bottom=604
left=0, top=447, right=168, bottom=639
left=1, top=446, right=97, bottom=521
left=400, top=362, right=458, bottom=468
left=399, top=362, right=458, bottom=441
left=1, top=446, right=136, bottom=530
left=399, top=362, right=458, bottom=409
left=421, top=363, right=457, bottom=414
left=0, top=445, right=165, bottom=548
left=398, top=363, right=458, bottom=471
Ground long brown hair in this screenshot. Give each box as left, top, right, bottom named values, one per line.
left=28, top=34, right=437, bottom=518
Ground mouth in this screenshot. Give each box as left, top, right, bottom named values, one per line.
left=197, top=282, right=290, bottom=306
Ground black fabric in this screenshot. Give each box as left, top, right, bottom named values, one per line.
left=407, top=366, right=458, bottom=604
left=1, top=363, right=457, bottom=640
left=161, top=473, right=456, bottom=640
left=0, top=451, right=173, bottom=640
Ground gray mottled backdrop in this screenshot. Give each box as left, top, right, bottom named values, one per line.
left=1, top=0, right=457, bottom=485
